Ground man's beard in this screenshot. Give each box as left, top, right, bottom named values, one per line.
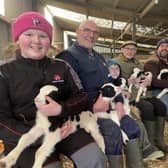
left=157, top=50, right=168, bottom=64
left=159, top=50, right=168, bottom=58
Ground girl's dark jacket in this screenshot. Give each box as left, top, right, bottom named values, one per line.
left=0, top=53, right=93, bottom=167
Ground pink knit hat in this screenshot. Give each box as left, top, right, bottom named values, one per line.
left=12, top=11, right=53, bottom=42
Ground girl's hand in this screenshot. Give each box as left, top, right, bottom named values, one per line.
left=37, top=96, right=62, bottom=116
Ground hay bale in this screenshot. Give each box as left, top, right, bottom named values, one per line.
left=60, top=154, right=74, bottom=168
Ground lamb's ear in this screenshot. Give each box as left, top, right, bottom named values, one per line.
left=47, top=91, right=60, bottom=102
left=101, top=85, right=116, bottom=98
left=161, top=72, right=168, bottom=79
left=137, top=71, right=143, bottom=78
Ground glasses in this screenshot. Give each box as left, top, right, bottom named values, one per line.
left=81, top=28, right=99, bottom=36
left=124, top=47, right=137, bottom=51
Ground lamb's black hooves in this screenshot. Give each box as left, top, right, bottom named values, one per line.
left=70, top=115, right=74, bottom=121
left=64, top=117, right=69, bottom=122
left=130, top=100, right=136, bottom=106
left=76, top=115, right=80, bottom=122
left=157, top=154, right=167, bottom=161
left=77, top=125, right=80, bottom=129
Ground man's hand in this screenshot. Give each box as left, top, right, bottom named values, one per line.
left=93, top=94, right=110, bottom=113
left=60, top=121, right=72, bottom=139
left=115, top=102, right=125, bottom=120
left=128, top=76, right=140, bottom=85
left=139, top=77, right=151, bottom=87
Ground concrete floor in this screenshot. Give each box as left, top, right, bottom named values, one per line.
left=144, top=121, right=168, bottom=168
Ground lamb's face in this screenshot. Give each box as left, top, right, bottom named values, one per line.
left=144, top=72, right=152, bottom=80
left=100, top=83, right=119, bottom=101
left=133, top=69, right=152, bottom=81
left=34, top=85, right=58, bottom=106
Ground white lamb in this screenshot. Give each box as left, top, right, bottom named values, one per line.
left=128, top=68, right=152, bottom=102
left=157, top=68, right=168, bottom=99
left=0, top=85, right=105, bottom=168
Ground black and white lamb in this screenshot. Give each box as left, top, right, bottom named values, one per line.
left=0, top=85, right=105, bottom=168
left=157, top=68, right=168, bottom=99
left=128, top=68, right=152, bottom=102
left=96, top=83, right=130, bottom=144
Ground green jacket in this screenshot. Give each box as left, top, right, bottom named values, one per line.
left=114, top=55, right=151, bottom=101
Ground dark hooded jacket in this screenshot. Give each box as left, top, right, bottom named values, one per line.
left=0, top=52, right=93, bottom=167
left=144, top=54, right=168, bottom=89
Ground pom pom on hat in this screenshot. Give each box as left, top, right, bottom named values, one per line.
left=12, top=11, right=53, bottom=42
left=157, top=39, right=168, bottom=48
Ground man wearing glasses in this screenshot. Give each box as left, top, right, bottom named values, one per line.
left=57, top=20, right=145, bottom=168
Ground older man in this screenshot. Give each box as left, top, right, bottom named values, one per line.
left=115, top=40, right=168, bottom=154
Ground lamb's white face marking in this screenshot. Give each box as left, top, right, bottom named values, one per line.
left=34, top=85, right=58, bottom=106
left=133, top=68, right=141, bottom=74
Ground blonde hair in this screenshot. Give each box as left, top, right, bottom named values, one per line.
left=3, top=43, right=19, bottom=59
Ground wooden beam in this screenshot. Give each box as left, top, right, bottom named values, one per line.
left=116, top=0, right=158, bottom=42
left=116, top=22, right=131, bottom=41
left=0, top=15, right=11, bottom=24
left=139, top=0, right=158, bottom=19
left=43, top=0, right=134, bottom=18
left=113, top=0, right=120, bottom=8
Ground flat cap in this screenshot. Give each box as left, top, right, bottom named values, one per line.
left=121, top=40, right=137, bottom=48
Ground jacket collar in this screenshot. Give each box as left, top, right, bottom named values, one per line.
left=16, top=51, right=49, bottom=68
left=74, top=41, right=95, bottom=55
left=117, top=54, right=139, bottom=64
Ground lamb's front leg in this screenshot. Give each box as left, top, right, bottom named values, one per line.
left=85, top=122, right=105, bottom=153
left=79, top=112, right=105, bottom=153
left=136, top=87, right=143, bottom=102
left=32, top=128, right=61, bottom=168
left=142, top=87, right=147, bottom=96
left=0, top=126, right=44, bottom=168
left=109, top=112, right=129, bottom=144
left=128, top=84, right=133, bottom=93
left=157, top=88, right=168, bottom=99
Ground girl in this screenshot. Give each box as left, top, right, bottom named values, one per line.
left=0, top=12, right=106, bottom=168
